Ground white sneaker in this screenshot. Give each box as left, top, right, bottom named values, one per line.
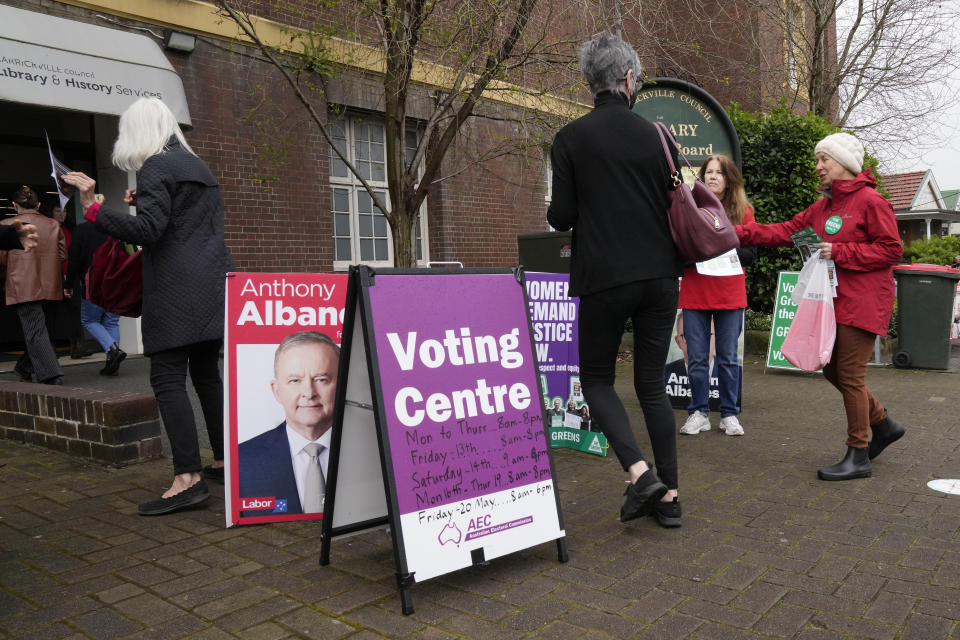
left=719, top=416, right=744, bottom=436
left=680, top=411, right=711, bottom=434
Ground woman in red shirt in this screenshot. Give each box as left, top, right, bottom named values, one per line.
left=678, top=155, right=755, bottom=437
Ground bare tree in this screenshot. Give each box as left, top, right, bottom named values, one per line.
left=618, top=0, right=959, bottom=163
left=802, top=0, right=960, bottom=158
left=217, top=0, right=593, bottom=267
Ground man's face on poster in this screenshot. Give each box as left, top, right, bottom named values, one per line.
left=271, top=342, right=339, bottom=439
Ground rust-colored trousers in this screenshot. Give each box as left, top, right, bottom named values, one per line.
left=822, top=324, right=887, bottom=449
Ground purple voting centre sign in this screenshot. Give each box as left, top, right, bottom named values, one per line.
left=366, top=272, right=565, bottom=582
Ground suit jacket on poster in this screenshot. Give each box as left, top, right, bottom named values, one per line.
left=237, top=423, right=303, bottom=516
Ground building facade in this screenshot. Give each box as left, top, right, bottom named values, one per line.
left=884, top=170, right=960, bottom=245
left=1, top=0, right=811, bottom=279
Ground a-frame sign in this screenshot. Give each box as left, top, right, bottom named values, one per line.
left=321, top=266, right=567, bottom=614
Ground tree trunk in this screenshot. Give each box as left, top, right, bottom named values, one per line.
left=391, top=198, right=417, bottom=267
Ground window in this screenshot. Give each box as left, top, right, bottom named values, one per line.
left=328, top=113, right=428, bottom=269
left=544, top=150, right=555, bottom=231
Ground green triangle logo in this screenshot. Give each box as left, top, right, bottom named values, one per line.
left=588, top=435, right=603, bottom=454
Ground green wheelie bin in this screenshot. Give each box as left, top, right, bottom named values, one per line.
left=891, top=264, right=960, bottom=369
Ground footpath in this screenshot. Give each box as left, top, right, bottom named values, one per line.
left=1, top=351, right=959, bottom=639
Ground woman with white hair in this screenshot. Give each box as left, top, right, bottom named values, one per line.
left=64, top=97, right=234, bottom=515
left=547, top=33, right=684, bottom=528
left=736, top=132, right=904, bottom=481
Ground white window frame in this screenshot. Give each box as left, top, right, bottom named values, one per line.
left=544, top=149, right=556, bottom=231
left=328, top=112, right=429, bottom=271
left=785, top=2, right=803, bottom=91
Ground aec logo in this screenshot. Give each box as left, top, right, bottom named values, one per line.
left=241, top=497, right=276, bottom=511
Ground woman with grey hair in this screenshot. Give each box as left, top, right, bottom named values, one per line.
left=547, top=33, right=685, bottom=527
left=63, top=98, right=234, bottom=515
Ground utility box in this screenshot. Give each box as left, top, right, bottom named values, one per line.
left=517, top=231, right=572, bottom=274
left=891, top=264, right=960, bottom=369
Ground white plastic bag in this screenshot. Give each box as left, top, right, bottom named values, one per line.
left=782, top=253, right=837, bottom=371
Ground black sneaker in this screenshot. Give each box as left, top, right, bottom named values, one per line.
left=620, top=469, right=668, bottom=522
left=653, top=497, right=682, bottom=528
left=100, top=344, right=127, bottom=376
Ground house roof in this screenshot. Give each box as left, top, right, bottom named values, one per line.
left=942, top=189, right=960, bottom=212
left=883, top=171, right=928, bottom=210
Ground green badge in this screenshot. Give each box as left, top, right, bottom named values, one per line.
left=824, top=215, right=843, bottom=235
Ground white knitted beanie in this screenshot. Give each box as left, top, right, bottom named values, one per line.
left=814, top=132, right=864, bottom=176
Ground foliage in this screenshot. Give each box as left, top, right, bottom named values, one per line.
left=744, top=309, right=772, bottom=331
left=902, top=235, right=960, bottom=266
left=728, top=102, right=881, bottom=314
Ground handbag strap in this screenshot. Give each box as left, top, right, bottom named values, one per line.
left=653, top=121, right=699, bottom=175
left=653, top=122, right=678, bottom=174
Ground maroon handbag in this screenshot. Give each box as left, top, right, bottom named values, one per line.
left=653, top=122, right=739, bottom=263
left=87, top=238, right=143, bottom=317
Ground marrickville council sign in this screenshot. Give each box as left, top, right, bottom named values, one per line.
left=632, top=78, right=741, bottom=169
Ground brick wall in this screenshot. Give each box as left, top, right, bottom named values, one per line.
left=0, top=383, right=162, bottom=467
left=166, top=41, right=333, bottom=272
left=21, top=1, right=809, bottom=274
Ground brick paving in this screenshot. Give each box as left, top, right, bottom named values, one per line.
left=1, top=354, right=959, bottom=639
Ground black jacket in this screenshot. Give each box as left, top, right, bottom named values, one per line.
left=65, top=221, right=110, bottom=299
left=93, top=138, right=234, bottom=354
left=547, top=91, right=683, bottom=296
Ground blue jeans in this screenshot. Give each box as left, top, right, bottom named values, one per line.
left=81, top=298, right=120, bottom=352
left=682, top=308, right=743, bottom=418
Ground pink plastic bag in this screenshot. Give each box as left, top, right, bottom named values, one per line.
left=781, top=254, right=836, bottom=371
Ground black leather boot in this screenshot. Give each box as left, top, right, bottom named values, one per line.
left=868, top=414, right=905, bottom=460
left=818, top=446, right=871, bottom=481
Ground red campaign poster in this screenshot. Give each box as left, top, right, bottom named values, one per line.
left=224, top=273, right=348, bottom=526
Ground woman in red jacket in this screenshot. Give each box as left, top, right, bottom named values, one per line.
left=736, top=132, right=904, bottom=481
left=678, top=155, right=755, bottom=437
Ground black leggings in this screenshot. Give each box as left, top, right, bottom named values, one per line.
left=149, top=339, right=225, bottom=475
left=578, top=278, right=680, bottom=489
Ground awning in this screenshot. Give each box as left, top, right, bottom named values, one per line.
left=896, top=209, right=960, bottom=224
left=0, top=5, right=191, bottom=126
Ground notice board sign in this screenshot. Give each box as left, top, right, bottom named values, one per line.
left=322, top=266, right=567, bottom=614
left=223, top=272, right=349, bottom=526
left=767, top=272, right=801, bottom=370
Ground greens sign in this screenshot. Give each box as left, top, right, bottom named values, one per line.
left=632, top=78, right=740, bottom=169
left=767, top=272, right=801, bottom=370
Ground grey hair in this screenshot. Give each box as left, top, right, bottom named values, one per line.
left=578, top=33, right=642, bottom=96
left=111, top=98, right=196, bottom=172
left=273, top=331, right=340, bottom=375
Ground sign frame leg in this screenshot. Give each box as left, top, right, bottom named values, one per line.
left=397, top=572, right=415, bottom=615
